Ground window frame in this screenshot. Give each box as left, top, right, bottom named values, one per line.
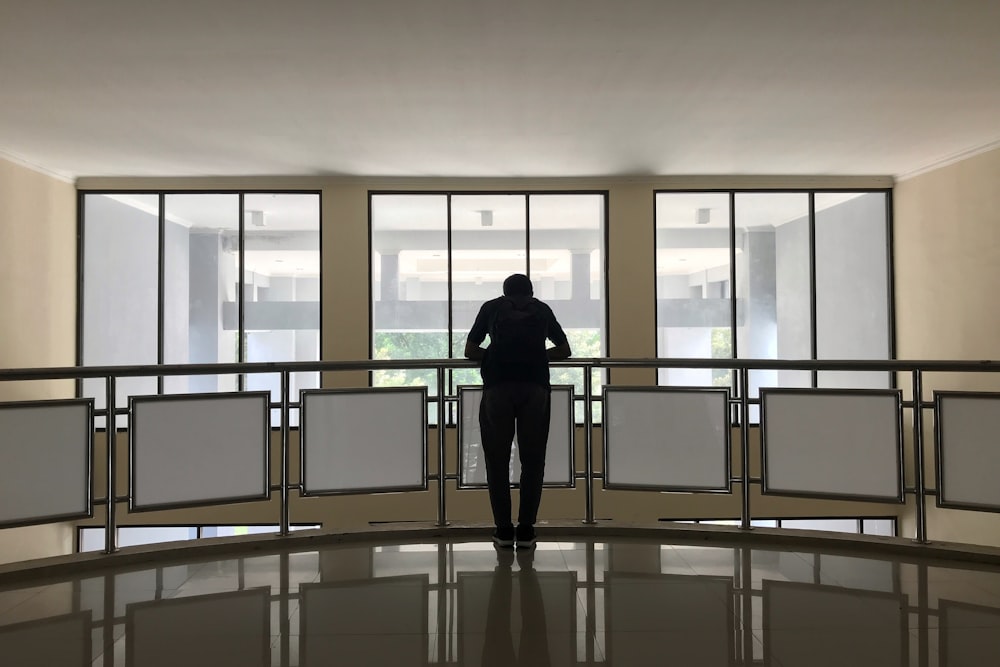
left=76, top=189, right=323, bottom=413
left=652, top=187, right=895, bottom=393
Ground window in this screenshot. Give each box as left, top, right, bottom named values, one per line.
left=676, top=517, right=896, bottom=536
left=655, top=190, right=891, bottom=405
left=80, top=192, right=321, bottom=425
left=78, top=524, right=320, bottom=552
left=371, top=192, right=607, bottom=422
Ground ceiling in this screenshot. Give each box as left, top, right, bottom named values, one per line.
left=2, top=0, right=999, bottom=181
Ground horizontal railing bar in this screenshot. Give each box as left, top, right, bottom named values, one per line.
left=4, top=357, right=1000, bottom=382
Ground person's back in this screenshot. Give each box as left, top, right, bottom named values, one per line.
left=481, top=294, right=553, bottom=388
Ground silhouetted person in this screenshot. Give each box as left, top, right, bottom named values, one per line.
left=465, top=274, right=571, bottom=549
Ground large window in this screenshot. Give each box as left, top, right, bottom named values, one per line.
left=81, top=192, right=321, bottom=424
left=371, top=192, right=607, bottom=421
left=655, top=191, right=891, bottom=400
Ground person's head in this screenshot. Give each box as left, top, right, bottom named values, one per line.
left=502, top=273, right=533, bottom=297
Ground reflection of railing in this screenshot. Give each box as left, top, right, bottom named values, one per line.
left=2, top=357, right=1000, bottom=556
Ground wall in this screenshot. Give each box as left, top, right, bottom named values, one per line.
left=895, top=147, right=1000, bottom=365
left=895, top=145, right=1000, bottom=545
left=0, top=157, right=77, bottom=563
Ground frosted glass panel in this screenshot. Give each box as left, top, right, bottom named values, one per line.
left=937, top=393, right=1000, bottom=510
left=764, top=582, right=907, bottom=666
left=458, top=386, right=574, bottom=487
left=0, top=613, right=90, bottom=667
left=606, top=574, right=733, bottom=666
left=941, top=602, right=1000, bottom=666
left=130, top=393, right=270, bottom=510
left=301, top=578, right=427, bottom=665
left=128, top=590, right=269, bottom=667
left=761, top=389, right=902, bottom=501
left=603, top=388, right=730, bottom=491
left=301, top=389, right=427, bottom=494
left=0, top=400, right=91, bottom=525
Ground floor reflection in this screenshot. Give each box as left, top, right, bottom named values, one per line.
left=0, top=536, right=999, bottom=665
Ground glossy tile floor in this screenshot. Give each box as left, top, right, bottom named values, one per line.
left=1, top=535, right=999, bottom=666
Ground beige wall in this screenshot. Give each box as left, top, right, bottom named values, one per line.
left=895, top=146, right=1000, bottom=366
left=0, top=157, right=78, bottom=563
left=894, top=145, right=1000, bottom=546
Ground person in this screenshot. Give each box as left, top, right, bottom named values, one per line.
left=465, top=273, right=571, bottom=549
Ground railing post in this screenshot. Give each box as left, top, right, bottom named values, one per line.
left=437, top=367, right=448, bottom=527
left=583, top=364, right=596, bottom=524
left=104, top=375, right=118, bottom=554
left=912, top=369, right=929, bottom=544
left=739, top=367, right=752, bottom=531
left=280, top=371, right=291, bottom=537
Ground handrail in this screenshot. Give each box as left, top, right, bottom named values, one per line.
left=3, top=356, right=1000, bottom=381
left=3, top=356, right=1000, bottom=557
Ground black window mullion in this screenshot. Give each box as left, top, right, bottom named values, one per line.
left=728, top=192, right=738, bottom=406
left=808, top=192, right=818, bottom=388
left=238, top=193, right=246, bottom=392
left=885, top=191, right=897, bottom=388
left=76, top=192, right=86, bottom=399
left=157, top=193, right=166, bottom=394
left=446, top=194, right=454, bottom=425
left=524, top=194, right=531, bottom=279
left=367, top=193, right=374, bottom=388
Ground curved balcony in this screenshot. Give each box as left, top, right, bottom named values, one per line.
left=1, top=357, right=1000, bottom=663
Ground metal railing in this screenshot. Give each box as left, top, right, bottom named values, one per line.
left=3, top=356, right=1000, bottom=556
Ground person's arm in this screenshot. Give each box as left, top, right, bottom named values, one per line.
left=547, top=341, right=571, bottom=361
left=464, top=339, right=485, bottom=361
left=464, top=302, right=491, bottom=362
left=545, top=305, right=572, bottom=361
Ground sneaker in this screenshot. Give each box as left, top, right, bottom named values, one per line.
left=515, top=524, right=537, bottom=550
left=493, top=525, right=515, bottom=548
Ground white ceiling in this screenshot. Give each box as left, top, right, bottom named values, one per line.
left=2, top=0, right=999, bottom=181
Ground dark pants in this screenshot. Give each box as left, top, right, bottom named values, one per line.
left=479, top=381, right=551, bottom=528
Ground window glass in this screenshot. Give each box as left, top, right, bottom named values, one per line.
left=735, top=193, right=812, bottom=405
left=655, top=193, right=732, bottom=387
left=529, top=194, right=606, bottom=420
left=83, top=191, right=319, bottom=425
left=370, top=191, right=607, bottom=424
left=243, top=193, right=321, bottom=424
left=82, top=194, right=159, bottom=427
left=450, top=195, right=528, bottom=396
left=371, top=195, right=449, bottom=423
left=162, top=193, right=240, bottom=395
left=656, top=190, right=891, bottom=405
left=815, top=192, right=890, bottom=388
